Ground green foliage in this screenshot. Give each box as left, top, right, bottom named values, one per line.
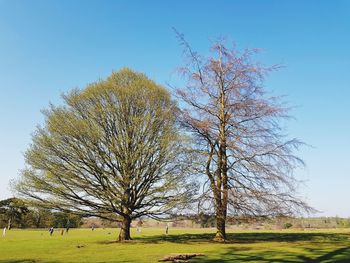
left=52, top=212, right=82, bottom=228
left=284, top=222, right=293, bottom=229
left=15, top=68, right=196, bottom=240
left=0, top=198, right=29, bottom=228
left=0, top=198, right=83, bottom=228
left=28, top=208, right=55, bottom=228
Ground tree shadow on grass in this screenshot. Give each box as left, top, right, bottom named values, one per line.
left=191, top=246, right=350, bottom=263
left=131, top=232, right=350, bottom=244
left=95, top=232, right=350, bottom=263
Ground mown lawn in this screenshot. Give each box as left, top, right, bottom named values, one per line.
left=1, top=228, right=350, bottom=262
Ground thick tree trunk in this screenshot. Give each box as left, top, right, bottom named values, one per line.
left=214, top=211, right=226, bottom=242
left=118, top=216, right=132, bottom=241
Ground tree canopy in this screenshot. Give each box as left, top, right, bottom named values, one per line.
left=175, top=34, right=312, bottom=241
left=15, top=68, right=195, bottom=240
left=0, top=198, right=28, bottom=229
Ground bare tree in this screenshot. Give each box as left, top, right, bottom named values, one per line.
left=15, top=68, right=195, bottom=241
left=175, top=33, right=312, bottom=242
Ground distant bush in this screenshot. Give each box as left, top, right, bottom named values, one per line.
left=284, top=223, right=293, bottom=229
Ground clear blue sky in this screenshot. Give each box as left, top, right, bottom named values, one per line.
left=0, top=0, right=349, bottom=217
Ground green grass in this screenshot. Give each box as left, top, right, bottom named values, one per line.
left=1, top=228, right=350, bottom=262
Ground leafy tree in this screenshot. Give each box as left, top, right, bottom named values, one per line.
left=175, top=33, right=312, bottom=241
left=0, top=198, right=29, bottom=229
left=24, top=207, right=54, bottom=228
left=52, top=212, right=82, bottom=228
left=15, top=68, right=195, bottom=240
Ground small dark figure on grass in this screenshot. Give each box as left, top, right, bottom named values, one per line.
left=49, top=227, right=54, bottom=236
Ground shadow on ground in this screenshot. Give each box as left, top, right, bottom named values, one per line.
left=132, top=231, right=350, bottom=244
left=135, top=232, right=350, bottom=262
left=191, top=246, right=350, bottom=263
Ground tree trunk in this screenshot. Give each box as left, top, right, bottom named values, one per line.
left=118, top=216, right=131, bottom=241
left=214, top=211, right=226, bottom=242
left=212, top=186, right=227, bottom=242
left=7, top=218, right=11, bottom=230
left=213, top=74, right=228, bottom=243
left=36, top=215, right=41, bottom=228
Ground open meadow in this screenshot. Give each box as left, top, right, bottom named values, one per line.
left=1, top=1, right=350, bottom=263
left=1, top=228, right=350, bottom=262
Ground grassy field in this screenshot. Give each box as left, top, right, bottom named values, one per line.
left=1, top=228, right=350, bottom=262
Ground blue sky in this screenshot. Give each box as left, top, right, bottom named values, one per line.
left=0, top=0, right=349, bottom=216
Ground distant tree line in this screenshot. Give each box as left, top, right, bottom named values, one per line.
left=2, top=197, right=347, bottom=231
left=0, top=198, right=82, bottom=229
